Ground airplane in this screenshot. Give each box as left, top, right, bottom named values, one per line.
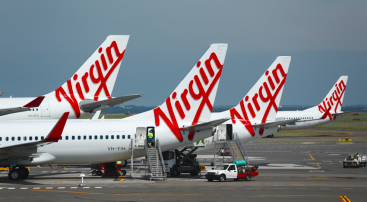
left=0, top=35, right=142, bottom=120
left=0, top=43, right=230, bottom=180
left=193, top=56, right=294, bottom=148
left=269, top=76, right=349, bottom=135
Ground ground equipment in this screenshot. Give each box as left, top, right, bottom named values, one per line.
left=205, top=163, right=258, bottom=182
left=162, top=147, right=201, bottom=177
left=343, top=155, right=360, bottom=168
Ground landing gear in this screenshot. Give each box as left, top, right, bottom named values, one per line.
left=267, top=134, right=274, bottom=138
left=8, top=166, right=29, bottom=180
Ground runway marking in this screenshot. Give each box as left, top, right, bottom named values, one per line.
left=307, top=178, right=327, bottom=179
left=253, top=195, right=339, bottom=197
left=58, top=187, right=65, bottom=189
left=309, top=154, right=316, bottom=161
left=33, top=187, right=40, bottom=189
left=341, top=196, right=351, bottom=202
left=119, top=179, right=125, bottom=181
left=7, top=188, right=15, bottom=189
left=315, top=163, right=322, bottom=169
left=45, top=187, right=53, bottom=189
left=95, top=187, right=102, bottom=188
left=32, top=190, right=104, bottom=195
left=114, top=193, right=205, bottom=196
left=20, top=188, right=28, bottom=189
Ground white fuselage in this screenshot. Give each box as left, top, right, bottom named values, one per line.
left=0, top=97, right=109, bottom=120
left=276, top=110, right=342, bottom=130
left=0, top=118, right=213, bottom=167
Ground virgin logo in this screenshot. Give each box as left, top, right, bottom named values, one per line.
left=153, top=53, right=223, bottom=142
left=55, top=41, right=126, bottom=118
left=318, top=80, right=346, bottom=119
left=229, top=64, right=287, bottom=136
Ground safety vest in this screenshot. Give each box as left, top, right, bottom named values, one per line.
left=117, top=161, right=122, bottom=165
left=148, top=132, right=154, bottom=139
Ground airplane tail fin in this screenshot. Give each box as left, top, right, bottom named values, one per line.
left=304, top=76, right=348, bottom=114
left=45, top=35, right=130, bottom=118
left=129, top=43, right=228, bottom=141
left=224, top=56, right=291, bottom=135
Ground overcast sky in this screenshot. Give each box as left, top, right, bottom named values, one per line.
left=0, top=1, right=366, bottom=107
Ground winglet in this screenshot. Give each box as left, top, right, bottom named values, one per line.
left=321, top=107, right=331, bottom=119
left=23, top=96, right=45, bottom=107
left=43, top=112, right=70, bottom=142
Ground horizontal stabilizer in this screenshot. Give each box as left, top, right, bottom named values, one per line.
left=180, top=118, right=230, bottom=133
left=253, top=119, right=299, bottom=128
left=332, top=109, right=366, bottom=115
left=0, top=96, right=45, bottom=116
left=80, top=94, right=143, bottom=113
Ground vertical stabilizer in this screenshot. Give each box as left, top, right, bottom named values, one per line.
left=45, top=35, right=130, bottom=118
left=304, top=76, right=348, bottom=115
left=129, top=44, right=228, bottom=141
left=223, top=56, right=291, bottom=135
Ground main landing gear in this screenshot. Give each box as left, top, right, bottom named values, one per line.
left=8, top=166, right=29, bottom=180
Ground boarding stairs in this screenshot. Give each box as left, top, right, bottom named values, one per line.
left=225, top=133, right=249, bottom=163
left=144, top=138, right=166, bottom=180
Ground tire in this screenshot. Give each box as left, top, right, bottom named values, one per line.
left=97, top=171, right=102, bottom=176
left=8, top=170, right=20, bottom=180
left=207, top=179, right=213, bottom=182
left=219, top=175, right=225, bottom=182
left=121, top=160, right=128, bottom=168
left=190, top=167, right=200, bottom=176
left=19, top=166, right=29, bottom=179
left=92, top=170, right=97, bottom=176
left=171, top=166, right=178, bottom=177
left=121, top=170, right=126, bottom=176
left=245, top=174, right=251, bottom=181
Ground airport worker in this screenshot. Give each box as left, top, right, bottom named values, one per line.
left=355, top=153, right=360, bottom=160
left=147, top=129, right=154, bottom=148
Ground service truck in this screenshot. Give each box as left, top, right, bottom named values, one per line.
left=162, top=149, right=201, bottom=177
left=205, top=163, right=258, bottom=182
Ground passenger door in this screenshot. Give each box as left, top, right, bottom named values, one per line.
left=227, top=165, right=237, bottom=179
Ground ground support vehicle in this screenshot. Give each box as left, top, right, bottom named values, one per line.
left=162, top=147, right=201, bottom=177
left=359, top=154, right=366, bottom=167
left=205, top=163, right=258, bottom=182
left=218, top=148, right=231, bottom=156
left=343, top=156, right=360, bottom=168
left=93, top=163, right=127, bottom=178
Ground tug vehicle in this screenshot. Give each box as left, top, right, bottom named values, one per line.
left=162, top=148, right=201, bottom=177
left=343, top=155, right=360, bottom=168
left=205, top=163, right=258, bottom=182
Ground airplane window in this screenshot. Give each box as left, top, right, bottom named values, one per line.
left=23, top=136, right=27, bottom=141
left=111, top=135, right=114, bottom=139
left=89, top=135, right=92, bottom=140
left=18, top=137, right=21, bottom=141
left=106, top=135, right=109, bottom=140
left=29, top=136, right=32, bottom=141
left=122, top=135, right=125, bottom=139
left=6, top=137, right=9, bottom=141
left=128, top=135, right=131, bottom=139
left=0, top=137, right=2, bottom=141
left=83, top=136, right=86, bottom=140
left=41, top=136, right=44, bottom=140
left=78, top=136, right=81, bottom=140
left=12, top=137, right=15, bottom=141
left=117, top=135, right=120, bottom=139
left=100, top=135, right=103, bottom=140
left=60, top=136, right=62, bottom=140
left=36, top=108, right=38, bottom=111
left=72, top=136, right=75, bottom=140
left=35, top=136, right=38, bottom=141
left=66, top=136, right=69, bottom=140
left=94, top=135, right=98, bottom=140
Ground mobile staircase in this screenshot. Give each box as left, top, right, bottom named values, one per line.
left=144, top=138, right=167, bottom=180
left=225, top=132, right=249, bottom=163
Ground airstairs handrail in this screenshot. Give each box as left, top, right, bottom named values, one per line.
left=234, top=132, right=249, bottom=164
left=144, top=139, right=152, bottom=173
left=225, top=134, right=238, bottom=161
left=156, top=138, right=167, bottom=179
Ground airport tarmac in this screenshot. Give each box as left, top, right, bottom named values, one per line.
left=0, top=142, right=366, bottom=201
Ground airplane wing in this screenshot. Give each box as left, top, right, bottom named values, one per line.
left=0, top=96, right=45, bottom=116
left=0, top=112, right=69, bottom=150
left=80, top=94, right=143, bottom=113
left=180, top=118, right=230, bottom=133
left=252, top=119, right=300, bottom=128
